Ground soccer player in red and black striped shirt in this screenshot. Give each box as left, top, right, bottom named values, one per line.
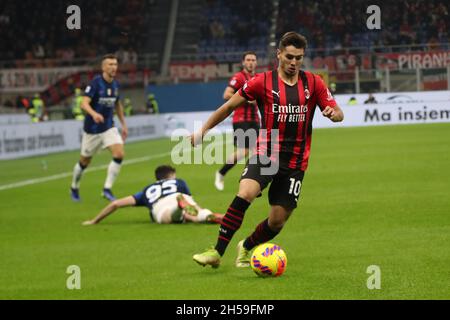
left=191, top=32, right=344, bottom=268
left=215, top=51, right=260, bottom=191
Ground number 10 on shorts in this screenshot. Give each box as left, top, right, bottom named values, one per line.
left=288, top=178, right=301, bottom=196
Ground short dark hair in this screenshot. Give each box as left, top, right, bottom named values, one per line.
left=278, top=32, right=307, bottom=50
left=242, top=51, right=257, bottom=61
left=102, top=53, right=118, bottom=62
left=155, top=165, right=176, bottom=180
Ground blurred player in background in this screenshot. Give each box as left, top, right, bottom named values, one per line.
left=29, top=93, right=47, bottom=123
left=82, top=165, right=223, bottom=225
left=146, top=93, right=159, bottom=114
left=70, top=54, right=128, bottom=202
left=72, top=88, right=85, bottom=121
left=214, top=51, right=260, bottom=191
left=191, top=32, right=344, bottom=268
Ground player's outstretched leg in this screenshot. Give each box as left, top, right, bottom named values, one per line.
left=193, top=178, right=259, bottom=268
left=103, top=141, right=125, bottom=201
left=193, top=196, right=251, bottom=268
left=193, top=247, right=221, bottom=268
left=243, top=218, right=280, bottom=250
left=235, top=239, right=251, bottom=267
left=70, top=187, right=81, bottom=202
left=206, top=212, right=223, bottom=224
left=215, top=148, right=249, bottom=191
left=102, top=188, right=116, bottom=201
left=214, top=171, right=225, bottom=191
left=177, top=194, right=198, bottom=216
left=215, top=151, right=238, bottom=191
left=240, top=205, right=290, bottom=264
left=103, top=157, right=122, bottom=201
left=196, top=209, right=223, bottom=224
left=70, top=160, right=88, bottom=202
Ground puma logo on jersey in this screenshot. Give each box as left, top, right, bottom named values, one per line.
left=272, top=90, right=280, bottom=98
left=326, top=88, right=333, bottom=101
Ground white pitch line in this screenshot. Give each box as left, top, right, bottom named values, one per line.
left=0, top=151, right=173, bottom=192
left=0, top=138, right=231, bottom=192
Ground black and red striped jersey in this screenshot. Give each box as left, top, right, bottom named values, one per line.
left=228, top=70, right=260, bottom=124
left=238, top=69, right=337, bottom=171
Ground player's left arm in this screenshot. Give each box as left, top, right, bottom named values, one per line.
left=322, top=104, right=344, bottom=122
left=82, top=196, right=136, bottom=225
left=315, top=75, right=344, bottom=122
left=115, top=100, right=128, bottom=140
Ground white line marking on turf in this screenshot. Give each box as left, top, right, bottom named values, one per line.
left=0, top=138, right=231, bottom=192
left=0, top=151, right=172, bottom=192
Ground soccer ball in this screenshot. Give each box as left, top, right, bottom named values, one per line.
left=250, top=243, right=287, bottom=277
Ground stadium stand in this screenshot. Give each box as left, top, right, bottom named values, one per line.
left=277, top=0, right=450, bottom=56
left=172, top=0, right=204, bottom=57
left=1, top=0, right=449, bottom=112
left=0, top=0, right=159, bottom=68
left=2, top=0, right=449, bottom=68
left=201, top=0, right=272, bottom=62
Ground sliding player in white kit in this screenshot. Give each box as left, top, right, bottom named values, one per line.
left=82, top=165, right=223, bottom=225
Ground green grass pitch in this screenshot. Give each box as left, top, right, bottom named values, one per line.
left=0, top=123, right=449, bottom=299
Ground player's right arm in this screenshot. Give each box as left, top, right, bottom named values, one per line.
left=190, top=92, right=247, bottom=146
left=225, top=85, right=257, bottom=104
left=191, top=73, right=264, bottom=146
left=82, top=196, right=136, bottom=225
left=81, top=96, right=104, bottom=124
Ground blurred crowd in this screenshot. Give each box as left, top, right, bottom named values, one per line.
left=201, top=0, right=272, bottom=43
left=1, top=0, right=448, bottom=68
left=198, top=0, right=449, bottom=62
left=198, top=0, right=272, bottom=61
left=277, top=0, right=449, bottom=54
left=0, top=0, right=152, bottom=67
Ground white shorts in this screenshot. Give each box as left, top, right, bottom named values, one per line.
left=81, top=127, right=123, bottom=157
left=152, top=193, right=197, bottom=224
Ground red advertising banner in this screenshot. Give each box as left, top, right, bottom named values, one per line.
left=0, top=67, right=90, bottom=92
left=422, top=69, right=448, bottom=90
left=41, top=69, right=151, bottom=106
left=169, top=62, right=219, bottom=80
left=169, top=62, right=271, bottom=81
left=376, top=51, right=450, bottom=70
left=311, top=54, right=372, bottom=71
